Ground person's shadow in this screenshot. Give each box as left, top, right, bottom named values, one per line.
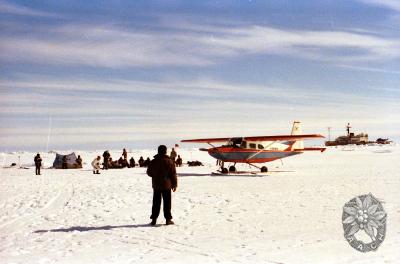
left=34, top=224, right=154, bottom=233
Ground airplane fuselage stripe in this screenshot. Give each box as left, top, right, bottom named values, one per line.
left=208, top=148, right=301, bottom=163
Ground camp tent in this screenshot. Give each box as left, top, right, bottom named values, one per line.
left=52, top=152, right=82, bottom=169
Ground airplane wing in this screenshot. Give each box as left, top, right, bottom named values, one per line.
left=181, top=134, right=324, bottom=143
left=181, top=137, right=233, bottom=143
left=243, top=134, right=324, bottom=141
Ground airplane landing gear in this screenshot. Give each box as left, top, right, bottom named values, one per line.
left=229, top=166, right=236, bottom=173
left=221, top=167, right=229, bottom=174
left=247, top=163, right=268, bottom=173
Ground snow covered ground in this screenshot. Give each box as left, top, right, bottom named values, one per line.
left=1, top=145, right=399, bottom=263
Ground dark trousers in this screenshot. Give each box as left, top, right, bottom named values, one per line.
left=151, top=189, right=172, bottom=220
left=35, top=165, right=40, bottom=175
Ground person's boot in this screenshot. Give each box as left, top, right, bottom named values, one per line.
left=150, top=219, right=157, bottom=226
left=166, top=219, right=174, bottom=225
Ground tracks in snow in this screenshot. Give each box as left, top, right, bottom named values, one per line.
left=0, top=181, right=75, bottom=232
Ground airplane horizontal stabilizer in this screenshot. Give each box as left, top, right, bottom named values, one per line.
left=293, top=147, right=326, bottom=152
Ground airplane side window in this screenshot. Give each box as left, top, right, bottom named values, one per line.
left=240, top=141, right=247, bottom=148
left=258, top=144, right=264, bottom=149
left=249, top=143, right=256, bottom=149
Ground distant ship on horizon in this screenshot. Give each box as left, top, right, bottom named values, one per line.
left=325, top=123, right=369, bottom=146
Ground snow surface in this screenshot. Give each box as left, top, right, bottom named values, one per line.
left=1, top=145, right=399, bottom=263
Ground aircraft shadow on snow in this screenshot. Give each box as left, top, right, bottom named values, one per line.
left=177, top=171, right=293, bottom=177
left=34, top=224, right=153, bottom=233
left=177, top=173, right=268, bottom=178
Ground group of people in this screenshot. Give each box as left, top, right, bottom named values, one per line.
left=33, top=147, right=182, bottom=178
left=90, top=148, right=182, bottom=174
left=93, top=149, right=152, bottom=173
left=169, top=148, right=183, bottom=167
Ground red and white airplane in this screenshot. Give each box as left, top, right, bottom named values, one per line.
left=181, top=121, right=326, bottom=173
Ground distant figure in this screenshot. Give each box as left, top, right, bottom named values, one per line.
left=138, top=156, right=145, bottom=167
left=147, top=145, right=177, bottom=226
left=122, top=148, right=128, bottom=160
left=346, top=123, right=351, bottom=136
left=144, top=157, right=151, bottom=167
left=108, top=157, right=113, bottom=167
left=103, top=151, right=111, bottom=170
left=170, top=148, right=177, bottom=164
left=118, top=156, right=129, bottom=168
left=176, top=155, right=182, bottom=167
left=62, top=155, right=68, bottom=169
left=91, top=156, right=101, bottom=174
left=76, top=155, right=82, bottom=166
left=34, top=153, right=42, bottom=175
left=129, top=157, right=136, bottom=167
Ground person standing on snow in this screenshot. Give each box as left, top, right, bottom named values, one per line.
left=34, top=153, right=42, bottom=175
left=102, top=150, right=110, bottom=170
left=122, top=148, right=128, bottom=160
left=92, top=156, right=101, bottom=174
left=170, top=147, right=177, bottom=164
left=147, top=145, right=178, bottom=226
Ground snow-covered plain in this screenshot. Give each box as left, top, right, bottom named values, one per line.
left=1, top=145, right=399, bottom=264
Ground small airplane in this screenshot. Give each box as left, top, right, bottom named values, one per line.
left=181, top=121, right=326, bottom=174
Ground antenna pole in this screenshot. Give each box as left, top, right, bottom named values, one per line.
left=327, top=127, right=331, bottom=141
left=346, top=123, right=351, bottom=136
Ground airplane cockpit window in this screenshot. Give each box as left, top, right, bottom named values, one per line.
left=240, top=141, right=247, bottom=148
left=258, top=144, right=264, bottom=149
left=249, top=143, right=256, bottom=149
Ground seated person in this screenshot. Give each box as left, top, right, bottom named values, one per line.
left=76, top=155, right=83, bottom=167
left=143, top=157, right=151, bottom=167
left=111, top=159, right=122, bottom=168
left=176, top=155, right=182, bottom=167
left=119, top=157, right=129, bottom=168
left=107, top=157, right=113, bottom=168
left=138, top=156, right=145, bottom=167
left=129, top=157, right=136, bottom=167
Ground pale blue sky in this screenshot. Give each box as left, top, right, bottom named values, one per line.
left=1, top=0, right=399, bottom=151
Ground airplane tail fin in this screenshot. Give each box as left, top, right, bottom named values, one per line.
left=290, top=121, right=304, bottom=150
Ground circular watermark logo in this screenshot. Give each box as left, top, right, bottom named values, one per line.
left=342, top=193, right=386, bottom=252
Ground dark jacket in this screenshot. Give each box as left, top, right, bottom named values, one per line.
left=34, top=156, right=42, bottom=166
left=147, top=154, right=177, bottom=190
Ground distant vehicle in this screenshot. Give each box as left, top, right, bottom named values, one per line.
left=376, top=138, right=392, bottom=144
left=181, top=121, right=325, bottom=173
